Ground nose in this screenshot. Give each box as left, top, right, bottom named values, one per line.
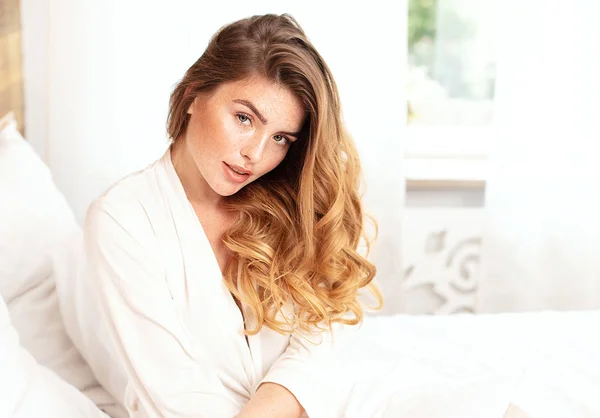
left=240, top=134, right=269, bottom=162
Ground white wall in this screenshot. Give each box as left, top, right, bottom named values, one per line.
left=46, top=1, right=191, bottom=222
left=21, top=0, right=49, bottom=160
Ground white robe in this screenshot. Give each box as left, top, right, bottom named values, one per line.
left=79, top=148, right=354, bottom=418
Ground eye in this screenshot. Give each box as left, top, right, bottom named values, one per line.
left=273, top=135, right=290, bottom=145
left=236, top=113, right=251, bottom=125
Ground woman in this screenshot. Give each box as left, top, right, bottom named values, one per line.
left=83, top=13, right=381, bottom=418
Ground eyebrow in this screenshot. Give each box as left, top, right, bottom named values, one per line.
left=233, top=99, right=302, bottom=138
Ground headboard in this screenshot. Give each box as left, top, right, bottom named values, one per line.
left=0, top=0, right=24, bottom=134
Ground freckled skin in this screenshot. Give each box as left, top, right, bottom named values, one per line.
left=174, top=75, right=305, bottom=204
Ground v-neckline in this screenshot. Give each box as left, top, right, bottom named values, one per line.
left=162, top=146, right=254, bottom=349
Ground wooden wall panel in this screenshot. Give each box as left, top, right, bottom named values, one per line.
left=0, top=0, right=24, bottom=134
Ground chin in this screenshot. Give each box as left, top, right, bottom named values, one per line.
left=215, top=184, right=245, bottom=197
left=220, top=189, right=241, bottom=197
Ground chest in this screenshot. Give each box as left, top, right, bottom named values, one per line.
left=191, top=204, right=235, bottom=275
left=190, top=203, right=249, bottom=339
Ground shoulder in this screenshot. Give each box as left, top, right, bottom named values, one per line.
left=96, top=156, right=164, bottom=212
left=85, top=156, right=166, bottom=249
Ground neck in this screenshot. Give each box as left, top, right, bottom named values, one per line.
left=170, top=138, right=223, bottom=210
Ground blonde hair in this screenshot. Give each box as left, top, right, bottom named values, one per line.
left=167, top=14, right=382, bottom=335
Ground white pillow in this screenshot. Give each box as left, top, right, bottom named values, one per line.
left=0, top=112, right=121, bottom=416
left=0, top=285, right=109, bottom=418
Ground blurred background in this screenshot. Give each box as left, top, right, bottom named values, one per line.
left=3, top=0, right=599, bottom=315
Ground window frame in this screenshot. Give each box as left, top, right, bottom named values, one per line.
left=404, top=125, right=491, bottom=189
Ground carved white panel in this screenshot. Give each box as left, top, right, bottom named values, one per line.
left=397, top=208, right=484, bottom=315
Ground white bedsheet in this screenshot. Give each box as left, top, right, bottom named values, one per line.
left=2, top=307, right=599, bottom=417
left=339, top=311, right=600, bottom=417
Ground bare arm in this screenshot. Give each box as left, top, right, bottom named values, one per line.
left=236, top=383, right=304, bottom=418
left=251, top=321, right=359, bottom=418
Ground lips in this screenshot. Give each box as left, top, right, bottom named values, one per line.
left=225, top=163, right=252, bottom=176
left=223, top=162, right=252, bottom=184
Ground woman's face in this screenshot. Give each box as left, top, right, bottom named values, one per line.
left=183, top=75, right=305, bottom=198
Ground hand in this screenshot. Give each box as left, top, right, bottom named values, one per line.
left=235, top=382, right=304, bottom=418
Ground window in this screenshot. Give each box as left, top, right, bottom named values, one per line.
left=405, top=0, right=495, bottom=186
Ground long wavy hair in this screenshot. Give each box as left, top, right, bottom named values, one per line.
left=167, top=14, right=382, bottom=335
